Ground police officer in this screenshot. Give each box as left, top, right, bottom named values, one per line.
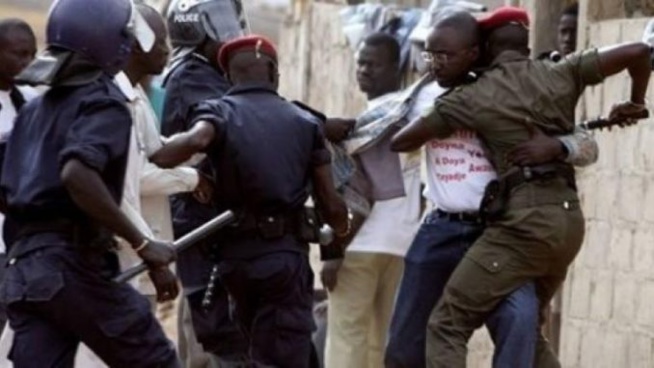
left=151, top=35, right=351, bottom=368
left=163, top=0, right=249, bottom=364
left=0, top=0, right=180, bottom=366
left=392, top=7, right=651, bottom=368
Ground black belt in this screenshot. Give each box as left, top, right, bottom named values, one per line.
left=435, top=209, right=481, bottom=223
left=503, top=163, right=576, bottom=192
left=15, top=219, right=81, bottom=239
left=14, top=219, right=116, bottom=250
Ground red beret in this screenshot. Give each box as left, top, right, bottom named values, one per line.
left=478, top=6, right=530, bottom=31
left=217, top=35, right=278, bottom=72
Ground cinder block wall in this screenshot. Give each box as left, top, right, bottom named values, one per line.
left=560, top=18, right=654, bottom=368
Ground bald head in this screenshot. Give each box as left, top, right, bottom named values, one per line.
left=433, top=9, right=480, bottom=48
left=0, top=18, right=34, bottom=46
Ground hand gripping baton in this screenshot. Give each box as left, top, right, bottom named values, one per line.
left=113, top=210, right=236, bottom=283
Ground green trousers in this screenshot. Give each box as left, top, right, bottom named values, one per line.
left=426, top=200, right=584, bottom=368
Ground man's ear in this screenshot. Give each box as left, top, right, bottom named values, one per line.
left=470, top=45, right=480, bottom=61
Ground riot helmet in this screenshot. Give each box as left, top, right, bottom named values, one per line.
left=167, top=0, right=248, bottom=48
left=18, top=0, right=153, bottom=86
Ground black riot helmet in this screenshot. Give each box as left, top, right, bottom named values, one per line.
left=167, top=0, right=248, bottom=48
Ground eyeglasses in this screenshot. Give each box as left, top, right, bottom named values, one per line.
left=421, top=51, right=452, bottom=64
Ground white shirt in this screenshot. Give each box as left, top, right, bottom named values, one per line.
left=417, top=81, right=497, bottom=213
left=346, top=94, right=422, bottom=257
left=114, top=72, right=199, bottom=293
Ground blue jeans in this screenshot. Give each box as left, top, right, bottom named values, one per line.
left=384, top=211, right=538, bottom=368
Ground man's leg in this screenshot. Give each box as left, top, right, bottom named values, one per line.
left=178, top=297, right=217, bottom=368
left=187, top=285, right=249, bottom=362
left=176, top=239, right=249, bottom=364
left=219, top=251, right=315, bottom=367
left=325, top=252, right=381, bottom=368
left=3, top=246, right=178, bottom=368
left=385, top=213, right=483, bottom=368
left=484, top=282, right=538, bottom=368
left=368, top=254, right=403, bottom=368
left=8, top=304, right=78, bottom=368
left=426, top=204, right=585, bottom=368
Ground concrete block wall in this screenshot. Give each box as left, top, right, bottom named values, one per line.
left=560, top=18, right=654, bottom=368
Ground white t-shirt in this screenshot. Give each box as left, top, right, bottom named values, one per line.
left=347, top=94, right=422, bottom=257
left=0, top=90, right=16, bottom=254
left=0, top=90, right=16, bottom=139
left=416, top=82, right=498, bottom=213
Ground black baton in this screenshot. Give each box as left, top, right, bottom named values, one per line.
left=113, top=210, right=236, bottom=283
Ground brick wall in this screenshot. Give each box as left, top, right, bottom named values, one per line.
left=560, top=18, right=654, bottom=368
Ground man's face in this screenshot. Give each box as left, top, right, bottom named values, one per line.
left=355, top=44, right=398, bottom=97
left=0, top=29, right=36, bottom=88
left=141, top=19, right=170, bottom=75
left=424, top=26, right=478, bottom=88
left=142, top=36, right=170, bottom=75
left=557, top=14, right=577, bottom=56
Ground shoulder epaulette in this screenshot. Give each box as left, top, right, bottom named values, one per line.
left=291, top=101, right=327, bottom=123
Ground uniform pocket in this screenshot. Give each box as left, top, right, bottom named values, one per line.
left=466, top=248, right=510, bottom=275
left=24, top=273, right=64, bottom=302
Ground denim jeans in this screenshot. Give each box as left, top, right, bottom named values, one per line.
left=385, top=211, right=538, bottom=368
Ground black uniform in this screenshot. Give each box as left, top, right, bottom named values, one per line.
left=0, top=75, right=176, bottom=367
left=0, top=86, right=27, bottom=331
left=190, top=83, right=331, bottom=367
left=162, top=53, right=246, bottom=356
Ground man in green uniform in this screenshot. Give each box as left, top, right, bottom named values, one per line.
left=391, top=7, right=651, bottom=368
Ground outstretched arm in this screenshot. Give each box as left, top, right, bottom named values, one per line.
left=150, top=121, right=215, bottom=168
left=390, top=116, right=440, bottom=152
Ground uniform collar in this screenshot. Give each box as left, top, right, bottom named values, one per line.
left=227, top=82, right=278, bottom=96
left=114, top=71, right=138, bottom=102
left=491, top=50, right=529, bottom=67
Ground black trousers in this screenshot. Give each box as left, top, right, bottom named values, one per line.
left=1, top=237, right=178, bottom=368
left=218, top=251, right=316, bottom=368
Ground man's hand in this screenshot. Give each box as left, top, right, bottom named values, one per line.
left=320, top=259, right=344, bottom=292
left=148, top=267, right=180, bottom=302
left=324, top=118, right=355, bottom=143
left=507, top=124, right=565, bottom=166
left=138, top=240, right=177, bottom=268
left=193, top=174, right=213, bottom=204
left=608, top=101, right=649, bottom=127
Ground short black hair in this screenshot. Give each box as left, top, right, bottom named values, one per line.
left=487, top=24, right=529, bottom=56
left=433, top=9, right=480, bottom=47
left=562, top=3, right=579, bottom=17
left=362, top=32, right=400, bottom=65
left=0, top=18, right=35, bottom=45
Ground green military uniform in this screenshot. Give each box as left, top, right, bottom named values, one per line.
left=422, top=49, right=605, bottom=368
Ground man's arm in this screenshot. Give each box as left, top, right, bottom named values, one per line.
left=140, top=163, right=200, bottom=196
left=507, top=125, right=598, bottom=167
left=391, top=109, right=457, bottom=152
left=150, top=121, right=215, bottom=168
left=596, top=42, right=651, bottom=105
left=558, top=127, right=598, bottom=167
left=312, top=164, right=348, bottom=234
